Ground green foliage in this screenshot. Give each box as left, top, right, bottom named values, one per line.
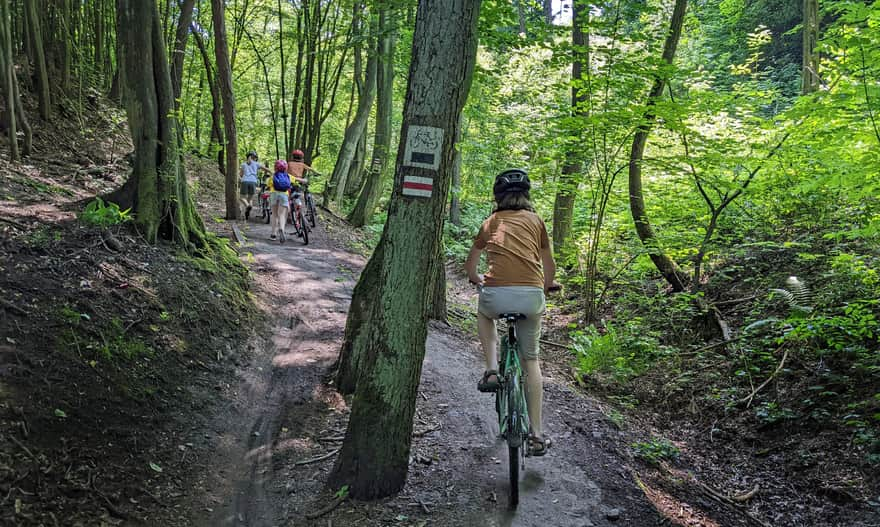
left=79, top=198, right=132, bottom=227
left=571, top=322, right=669, bottom=380
left=755, top=401, right=796, bottom=425
left=632, top=438, right=680, bottom=466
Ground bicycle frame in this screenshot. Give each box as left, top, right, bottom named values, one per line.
left=497, top=320, right=530, bottom=444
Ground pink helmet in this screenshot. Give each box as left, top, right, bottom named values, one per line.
left=290, top=149, right=305, bottom=161
left=274, top=159, right=288, bottom=173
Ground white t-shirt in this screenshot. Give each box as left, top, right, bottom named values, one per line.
left=240, top=160, right=262, bottom=183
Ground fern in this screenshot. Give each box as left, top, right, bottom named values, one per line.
left=770, top=276, right=813, bottom=316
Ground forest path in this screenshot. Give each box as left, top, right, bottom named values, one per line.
left=189, top=211, right=661, bottom=527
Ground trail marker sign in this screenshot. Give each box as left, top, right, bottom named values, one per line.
left=403, top=126, right=443, bottom=171
left=401, top=176, right=433, bottom=198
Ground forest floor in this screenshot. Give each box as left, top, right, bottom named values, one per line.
left=1, top=95, right=879, bottom=527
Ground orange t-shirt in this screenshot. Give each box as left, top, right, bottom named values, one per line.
left=474, top=210, right=550, bottom=288
left=287, top=161, right=311, bottom=179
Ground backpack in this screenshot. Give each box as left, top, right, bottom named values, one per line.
left=273, top=171, right=291, bottom=192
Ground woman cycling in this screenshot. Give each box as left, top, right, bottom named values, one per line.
left=464, top=168, right=557, bottom=456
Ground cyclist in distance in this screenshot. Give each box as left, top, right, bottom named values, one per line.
left=287, top=149, right=314, bottom=189
left=239, top=150, right=270, bottom=220
left=464, top=168, right=558, bottom=456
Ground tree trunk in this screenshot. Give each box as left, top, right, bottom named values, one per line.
left=428, top=240, right=447, bottom=321
left=347, top=6, right=396, bottom=227
left=211, top=0, right=239, bottom=218
left=24, top=0, right=51, bottom=120
left=627, top=0, right=688, bottom=292
left=328, top=0, right=481, bottom=500
left=448, top=128, right=461, bottom=225
left=0, top=0, right=18, bottom=160
left=345, top=130, right=368, bottom=197
left=192, top=27, right=225, bottom=175
left=544, top=0, right=553, bottom=24
left=170, top=0, right=196, bottom=108
left=801, top=0, right=819, bottom=94
left=327, top=29, right=377, bottom=209
left=109, top=0, right=208, bottom=248
left=552, top=0, right=589, bottom=258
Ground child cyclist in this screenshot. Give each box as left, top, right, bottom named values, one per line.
left=269, top=160, right=292, bottom=242
left=463, top=168, right=559, bottom=457
left=286, top=149, right=314, bottom=233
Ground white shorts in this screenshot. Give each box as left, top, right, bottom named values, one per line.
left=478, top=286, right=545, bottom=360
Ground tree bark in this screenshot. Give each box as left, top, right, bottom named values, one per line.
left=109, top=0, right=207, bottom=248
left=212, top=0, right=239, bottom=219
left=347, top=5, right=396, bottom=227
left=0, top=0, right=18, bottom=160
left=801, top=0, right=819, bottom=94
left=24, top=0, right=51, bottom=120
left=170, top=0, right=196, bottom=108
left=627, top=0, right=688, bottom=292
left=552, top=0, right=588, bottom=258
left=328, top=0, right=481, bottom=500
left=345, top=130, right=368, bottom=197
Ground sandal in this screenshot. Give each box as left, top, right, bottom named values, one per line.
left=528, top=434, right=552, bottom=457
left=477, top=369, right=500, bottom=392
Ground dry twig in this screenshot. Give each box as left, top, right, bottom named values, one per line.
left=294, top=448, right=340, bottom=466
left=305, top=495, right=346, bottom=520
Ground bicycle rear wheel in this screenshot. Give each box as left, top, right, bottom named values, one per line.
left=506, top=373, right=523, bottom=507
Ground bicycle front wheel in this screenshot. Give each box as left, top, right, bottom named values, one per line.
left=307, top=196, right=316, bottom=227
left=299, top=210, right=309, bottom=245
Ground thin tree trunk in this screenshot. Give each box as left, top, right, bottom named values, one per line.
left=627, top=0, right=688, bottom=292
left=328, top=23, right=377, bottom=209
left=192, top=27, right=225, bottom=174
left=448, top=131, right=461, bottom=225
left=552, top=0, right=588, bottom=257
left=24, top=0, right=51, bottom=119
left=0, top=0, right=18, bottom=160
left=211, top=0, right=239, bottom=219
left=171, top=0, right=196, bottom=108
left=329, top=0, right=481, bottom=500
left=801, top=0, right=819, bottom=94
left=345, top=130, right=367, bottom=197
left=347, top=5, right=396, bottom=227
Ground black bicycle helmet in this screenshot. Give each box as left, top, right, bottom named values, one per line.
left=246, top=150, right=258, bottom=160
left=493, top=168, right=530, bottom=195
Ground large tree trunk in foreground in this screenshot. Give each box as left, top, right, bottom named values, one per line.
left=627, top=0, right=688, bottom=292
left=348, top=6, right=396, bottom=227
left=552, top=0, right=589, bottom=259
left=108, top=0, right=207, bottom=247
left=329, top=0, right=481, bottom=500
left=212, top=0, right=239, bottom=219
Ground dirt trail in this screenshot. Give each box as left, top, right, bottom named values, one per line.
left=188, top=213, right=661, bottom=527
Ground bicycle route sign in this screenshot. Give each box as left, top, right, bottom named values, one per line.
left=402, top=125, right=443, bottom=198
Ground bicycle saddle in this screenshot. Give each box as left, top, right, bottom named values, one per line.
left=498, top=312, right=527, bottom=321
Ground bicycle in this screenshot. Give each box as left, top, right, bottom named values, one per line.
left=258, top=185, right=271, bottom=224
left=302, top=180, right=317, bottom=228
left=479, top=284, right=560, bottom=507
left=287, top=188, right=310, bottom=245
left=489, top=311, right=532, bottom=507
